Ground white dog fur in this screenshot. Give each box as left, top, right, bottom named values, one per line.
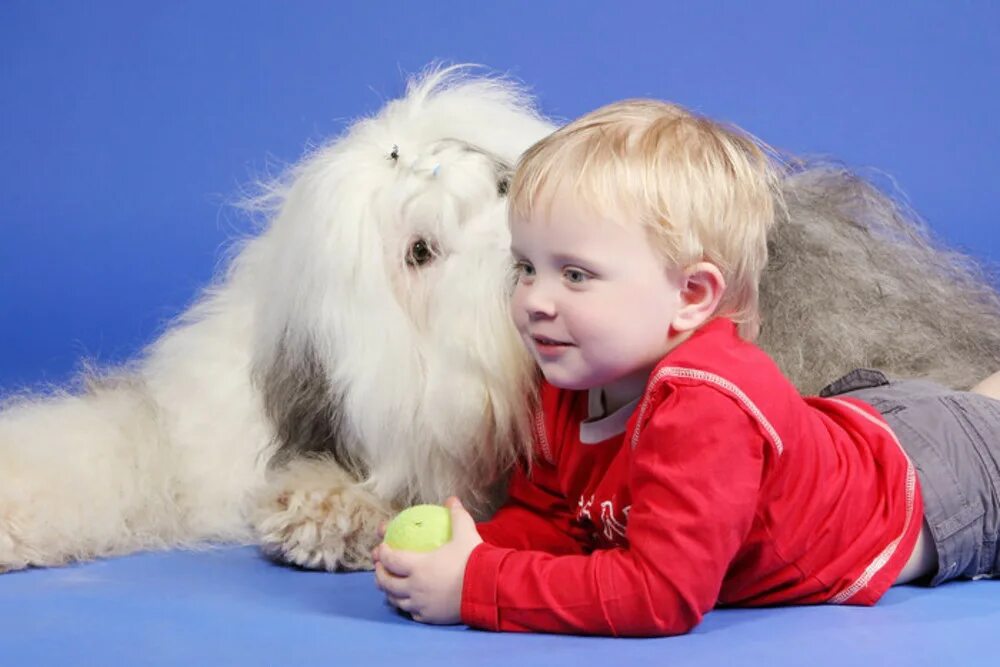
left=2, top=65, right=1000, bottom=573
left=0, top=67, right=548, bottom=572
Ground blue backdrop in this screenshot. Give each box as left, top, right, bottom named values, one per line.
left=2, top=1, right=998, bottom=388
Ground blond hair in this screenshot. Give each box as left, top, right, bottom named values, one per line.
left=509, top=99, right=782, bottom=339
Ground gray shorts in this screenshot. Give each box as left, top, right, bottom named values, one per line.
left=820, top=369, right=1000, bottom=585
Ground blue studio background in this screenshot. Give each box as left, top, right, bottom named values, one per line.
left=1, top=1, right=998, bottom=389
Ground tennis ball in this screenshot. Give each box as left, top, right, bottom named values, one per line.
left=383, top=504, right=452, bottom=552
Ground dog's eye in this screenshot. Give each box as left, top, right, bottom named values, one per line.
left=405, top=238, right=437, bottom=268
left=497, top=173, right=510, bottom=197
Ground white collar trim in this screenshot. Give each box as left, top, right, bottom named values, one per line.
left=580, top=389, right=640, bottom=444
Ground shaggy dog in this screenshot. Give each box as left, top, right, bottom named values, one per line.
left=2, top=66, right=1000, bottom=573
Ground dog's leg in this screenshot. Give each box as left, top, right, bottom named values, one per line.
left=0, top=276, right=272, bottom=572
left=0, top=381, right=180, bottom=571
left=253, top=458, right=393, bottom=571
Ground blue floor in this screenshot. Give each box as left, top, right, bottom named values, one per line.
left=1, top=546, right=996, bottom=666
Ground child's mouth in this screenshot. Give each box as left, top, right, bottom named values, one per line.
left=532, top=335, right=573, bottom=353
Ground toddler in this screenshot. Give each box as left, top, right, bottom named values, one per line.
left=374, top=99, right=1000, bottom=636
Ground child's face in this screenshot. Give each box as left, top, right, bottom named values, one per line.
left=510, top=189, right=686, bottom=401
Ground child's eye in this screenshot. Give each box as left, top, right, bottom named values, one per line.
left=563, top=268, right=592, bottom=284
left=513, top=260, right=535, bottom=278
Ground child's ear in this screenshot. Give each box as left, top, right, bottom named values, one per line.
left=671, top=262, right=726, bottom=333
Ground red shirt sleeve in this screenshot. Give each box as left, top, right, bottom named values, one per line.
left=462, top=384, right=767, bottom=636
left=475, top=384, right=589, bottom=554
left=475, top=440, right=587, bottom=555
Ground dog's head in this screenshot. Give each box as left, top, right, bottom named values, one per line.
left=251, top=66, right=555, bottom=510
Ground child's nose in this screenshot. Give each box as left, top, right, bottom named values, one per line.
left=519, top=282, right=557, bottom=320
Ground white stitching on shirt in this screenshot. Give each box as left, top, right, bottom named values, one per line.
left=624, top=368, right=914, bottom=603
left=630, top=367, right=784, bottom=457
left=824, top=397, right=916, bottom=604
left=535, top=408, right=553, bottom=463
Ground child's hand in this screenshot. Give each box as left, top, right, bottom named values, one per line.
left=371, top=519, right=388, bottom=565
left=374, top=497, right=483, bottom=625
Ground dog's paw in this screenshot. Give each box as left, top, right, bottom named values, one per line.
left=253, top=459, right=392, bottom=571
left=0, top=512, right=29, bottom=574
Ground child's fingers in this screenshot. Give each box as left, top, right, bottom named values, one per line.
left=374, top=562, right=410, bottom=599
left=378, top=545, right=416, bottom=577
left=374, top=562, right=398, bottom=593
left=387, top=593, right=414, bottom=613
left=447, top=497, right=479, bottom=534
left=377, top=520, right=388, bottom=539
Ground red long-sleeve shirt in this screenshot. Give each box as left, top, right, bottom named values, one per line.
left=461, top=318, right=922, bottom=637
